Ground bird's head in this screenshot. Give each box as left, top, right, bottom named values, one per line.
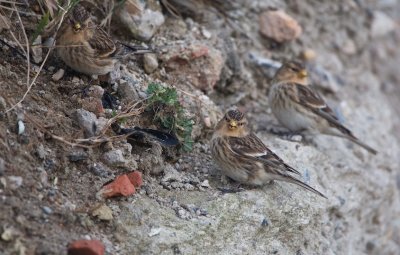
left=215, top=109, right=249, bottom=137
left=273, top=61, right=308, bottom=85
left=69, top=5, right=91, bottom=33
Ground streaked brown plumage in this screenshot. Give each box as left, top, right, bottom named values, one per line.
left=269, top=61, right=377, bottom=155
left=210, top=109, right=326, bottom=198
left=56, top=5, right=151, bottom=76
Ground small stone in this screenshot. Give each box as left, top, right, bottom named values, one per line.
left=67, top=239, right=105, bottom=255
left=143, top=53, right=158, bottom=74
left=0, top=96, right=7, bottom=114
left=341, top=39, right=357, bottom=55
left=69, top=150, right=89, bottom=162
left=81, top=97, right=104, bottom=116
left=200, top=180, right=210, bottom=188
left=42, top=206, right=53, bottom=215
left=17, top=120, right=25, bottom=135
left=300, top=49, right=317, bottom=61
left=102, top=149, right=126, bottom=167
left=92, top=204, right=113, bottom=221
left=161, top=43, right=224, bottom=91
left=370, top=11, right=396, bottom=38
left=74, top=109, right=98, bottom=138
left=90, top=163, right=111, bottom=177
left=1, top=227, right=17, bottom=241
left=148, top=227, right=162, bottom=237
left=118, top=79, right=139, bottom=102
left=0, top=157, right=5, bottom=176
left=97, top=174, right=136, bottom=199
left=201, top=27, right=212, bottom=39
left=32, top=35, right=43, bottom=63
left=7, top=176, right=23, bottom=190
left=127, top=171, right=143, bottom=188
left=161, top=164, right=182, bottom=183
left=203, top=116, right=211, bottom=128
left=259, top=10, right=302, bottom=43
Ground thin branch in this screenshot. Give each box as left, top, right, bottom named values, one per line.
left=5, top=1, right=70, bottom=113
left=14, top=3, right=31, bottom=88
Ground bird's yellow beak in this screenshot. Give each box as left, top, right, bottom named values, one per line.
left=73, top=23, right=81, bottom=31
left=229, top=120, right=238, bottom=129
left=298, top=69, right=308, bottom=78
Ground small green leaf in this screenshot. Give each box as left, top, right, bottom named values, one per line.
left=31, top=12, right=50, bottom=43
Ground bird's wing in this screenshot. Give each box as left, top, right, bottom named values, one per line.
left=228, top=133, right=301, bottom=175
left=87, top=26, right=116, bottom=57
left=287, top=82, right=354, bottom=136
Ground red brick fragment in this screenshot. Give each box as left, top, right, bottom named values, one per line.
left=68, top=239, right=105, bottom=255
left=100, top=174, right=135, bottom=198
left=127, top=171, right=143, bottom=188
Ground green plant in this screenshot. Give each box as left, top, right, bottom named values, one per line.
left=146, top=83, right=194, bottom=151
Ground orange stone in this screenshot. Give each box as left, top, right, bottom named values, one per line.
left=68, top=239, right=105, bottom=255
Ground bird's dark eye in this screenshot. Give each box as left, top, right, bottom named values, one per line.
left=225, top=116, right=229, bottom=121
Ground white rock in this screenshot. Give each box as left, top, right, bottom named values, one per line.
left=52, top=69, right=65, bottom=81
left=370, top=11, right=396, bottom=38
left=92, top=204, right=114, bottom=221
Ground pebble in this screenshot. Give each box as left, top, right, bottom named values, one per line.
left=102, top=149, right=126, bottom=167
left=0, top=157, right=5, bottom=176
left=143, top=53, right=159, bottom=74
left=68, top=239, right=105, bottom=255
left=1, top=227, right=16, bottom=241
left=370, top=11, right=396, bottom=38
left=34, top=144, right=46, bottom=159
left=68, top=150, right=89, bottom=162
left=259, top=10, right=302, bottom=43
left=90, top=163, right=111, bottom=177
left=300, top=49, right=317, bottom=61
left=162, top=43, right=224, bottom=91
left=42, top=206, right=53, bottom=215
left=200, top=180, right=210, bottom=188
left=127, top=171, right=143, bottom=188
left=117, top=79, right=139, bottom=102
left=7, top=176, right=23, bottom=190
left=73, top=109, right=98, bottom=137
left=92, top=204, right=113, bottom=221
left=97, top=174, right=136, bottom=199
left=148, top=227, right=162, bottom=237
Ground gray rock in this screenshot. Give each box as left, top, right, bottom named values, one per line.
left=143, top=53, right=159, bottom=74
left=102, top=149, right=126, bottom=167
left=68, top=149, right=88, bottom=162
left=118, top=79, right=139, bottom=102
left=73, top=109, right=98, bottom=137
left=0, top=157, right=5, bottom=176
left=42, top=206, right=52, bottom=215
left=7, top=176, right=23, bottom=190
left=370, top=11, right=396, bottom=38
left=89, top=163, right=111, bottom=177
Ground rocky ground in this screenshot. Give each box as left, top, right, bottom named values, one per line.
left=0, top=0, right=400, bottom=254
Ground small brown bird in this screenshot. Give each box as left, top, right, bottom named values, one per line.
left=56, top=5, right=151, bottom=76
left=269, top=61, right=377, bottom=155
left=210, top=109, right=326, bottom=198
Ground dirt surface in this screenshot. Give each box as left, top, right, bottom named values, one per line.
left=1, top=0, right=400, bottom=254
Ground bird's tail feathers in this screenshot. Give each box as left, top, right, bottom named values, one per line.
left=279, top=175, right=327, bottom=199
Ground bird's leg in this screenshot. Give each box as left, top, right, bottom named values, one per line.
left=217, top=176, right=246, bottom=193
